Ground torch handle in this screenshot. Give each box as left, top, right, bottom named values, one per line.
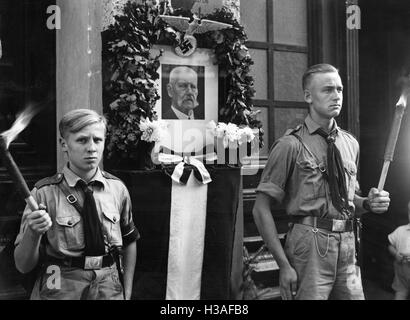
left=25, top=195, right=39, bottom=211
left=377, top=161, right=390, bottom=191
left=0, top=138, right=38, bottom=211
left=384, top=104, right=406, bottom=162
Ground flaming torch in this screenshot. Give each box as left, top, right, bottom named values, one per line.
left=0, top=105, right=40, bottom=211
left=377, top=79, right=410, bottom=191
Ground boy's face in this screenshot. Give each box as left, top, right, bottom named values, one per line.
left=304, top=72, right=343, bottom=121
left=60, top=123, right=105, bottom=177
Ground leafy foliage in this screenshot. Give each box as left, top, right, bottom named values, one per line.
left=102, top=1, right=263, bottom=165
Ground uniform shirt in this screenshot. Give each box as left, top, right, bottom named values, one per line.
left=388, top=225, right=410, bottom=256
left=256, top=115, right=360, bottom=220
left=15, top=165, right=139, bottom=258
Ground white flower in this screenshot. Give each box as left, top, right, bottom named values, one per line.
left=237, top=126, right=255, bottom=145
left=215, top=122, right=228, bottom=139
left=225, top=123, right=239, bottom=141
left=207, top=121, right=256, bottom=149
left=139, top=118, right=168, bottom=143
left=207, top=120, right=217, bottom=132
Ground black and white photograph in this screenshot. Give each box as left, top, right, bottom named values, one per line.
left=152, top=44, right=218, bottom=154
left=161, top=64, right=205, bottom=120
left=2, top=0, right=410, bottom=312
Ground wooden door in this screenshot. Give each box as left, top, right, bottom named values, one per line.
left=0, top=0, right=56, bottom=299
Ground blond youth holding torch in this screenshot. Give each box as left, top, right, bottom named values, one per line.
left=14, top=109, right=139, bottom=300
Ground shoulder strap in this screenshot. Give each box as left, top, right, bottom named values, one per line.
left=289, top=130, right=322, bottom=165
left=57, top=179, right=83, bottom=215
left=101, top=170, right=121, bottom=181
left=339, top=127, right=358, bottom=141
left=284, top=124, right=302, bottom=136
left=34, top=173, right=64, bottom=189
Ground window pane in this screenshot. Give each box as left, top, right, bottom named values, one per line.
left=274, top=107, right=308, bottom=139
left=240, top=0, right=267, bottom=42
left=273, top=0, right=308, bottom=46
left=249, top=49, right=268, bottom=100
left=274, top=51, right=307, bottom=102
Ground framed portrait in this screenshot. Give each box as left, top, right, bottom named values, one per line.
left=151, top=45, right=219, bottom=154
left=161, top=64, right=205, bottom=120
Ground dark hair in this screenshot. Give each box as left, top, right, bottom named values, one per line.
left=302, top=64, right=339, bottom=90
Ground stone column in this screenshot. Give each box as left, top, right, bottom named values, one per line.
left=56, top=0, right=102, bottom=170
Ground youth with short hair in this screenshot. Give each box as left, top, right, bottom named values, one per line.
left=253, top=64, right=391, bottom=300
left=14, top=108, right=139, bottom=300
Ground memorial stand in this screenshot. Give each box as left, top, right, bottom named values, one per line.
left=103, top=1, right=261, bottom=300
left=112, top=165, right=243, bottom=300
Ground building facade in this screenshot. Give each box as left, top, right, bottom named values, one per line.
left=0, top=0, right=409, bottom=299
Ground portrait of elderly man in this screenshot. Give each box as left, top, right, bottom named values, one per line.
left=162, top=65, right=205, bottom=120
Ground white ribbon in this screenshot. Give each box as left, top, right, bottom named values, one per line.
left=158, top=152, right=217, bottom=185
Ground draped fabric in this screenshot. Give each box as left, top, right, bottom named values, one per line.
left=114, top=166, right=241, bottom=299
left=76, top=180, right=106, bottom=256
left=315, top=128, right=351, bottom=217
left=166, top=172, right=208, bottom=299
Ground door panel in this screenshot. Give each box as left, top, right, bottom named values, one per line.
left=0, top=0, right=56, bottom=299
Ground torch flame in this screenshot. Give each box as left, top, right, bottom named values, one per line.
left=397, top=71, right=410, bottom=108
left=396, top=94, right=408, bottom=108
left=0, top=105, right=39, bottom=149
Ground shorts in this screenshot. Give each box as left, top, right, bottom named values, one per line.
left=30, top=263, right=124, bottom=300
left=284, top=223, right=364, bottom=300
left=392, top=261, right=410, bottom=293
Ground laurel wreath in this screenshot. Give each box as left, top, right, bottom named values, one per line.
left=102, top=1, right=263, bottom=165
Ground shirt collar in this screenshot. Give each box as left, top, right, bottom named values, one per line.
left=63, top=164, right=106, bottom=189
left=171, top=106, right=194, bottom=120
left=305, top=114, right=339, bottom=135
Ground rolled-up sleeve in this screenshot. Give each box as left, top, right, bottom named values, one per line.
left=388, top=229, right=398, bottom=247
left=120, top=187, right=140, bottom=247
left=256, top=136, right=298, bottom=203
left=14, top=188, right=39, bottom=246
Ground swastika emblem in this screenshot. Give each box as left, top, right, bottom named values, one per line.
left=179, top=39, right=193, bottom=54
left=175, top=35, right=197, bottom=57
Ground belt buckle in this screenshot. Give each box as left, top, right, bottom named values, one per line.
left=84, top=256, right=103, bottom=270
left=332, top=219, right=346, bottom=232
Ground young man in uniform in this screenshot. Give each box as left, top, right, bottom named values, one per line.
left=14, top=109, right=139, bottom=300
left=253, top=64, right=391, bottom=300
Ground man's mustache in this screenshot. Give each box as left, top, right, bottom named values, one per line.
left=184, top=95, right=198, bottom=103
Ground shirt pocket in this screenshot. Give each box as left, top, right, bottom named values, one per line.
left=344, top=160, right=357, bottom=201
left=296, top=159, right=326, bottom=201
left=102, top=211, right=122, bottom=246
left=55, top=215, right=83, bottom=250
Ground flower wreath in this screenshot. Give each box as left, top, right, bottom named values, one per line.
left=102, top=0, right=263, bottom=165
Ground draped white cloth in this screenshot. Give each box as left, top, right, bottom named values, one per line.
left=165, top=171, right=208, bottom=300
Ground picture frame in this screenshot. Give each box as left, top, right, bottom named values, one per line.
left=152, top=45, right=219, bottom=154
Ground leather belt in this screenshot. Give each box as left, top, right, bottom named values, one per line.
left=46, top=254, right=114, bottom=270
left=294, top=216, right=354, bottom=232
